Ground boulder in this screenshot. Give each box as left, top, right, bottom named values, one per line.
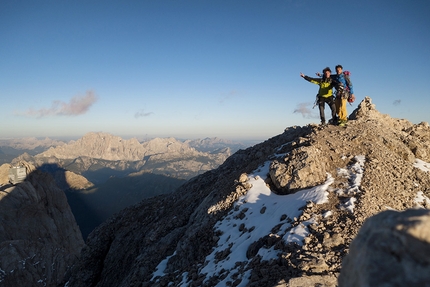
left=338, top=209, right=430, bottom=287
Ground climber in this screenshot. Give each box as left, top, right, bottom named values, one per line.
left=300, top=67, right=337, bottom=125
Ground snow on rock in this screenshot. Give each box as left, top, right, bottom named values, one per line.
left=199, top=162, right=333, bottom=286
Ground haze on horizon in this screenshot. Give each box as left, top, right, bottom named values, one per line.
left=1, top=1, right=429, bottom=141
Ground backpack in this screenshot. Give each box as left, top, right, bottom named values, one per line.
left=343, top=71, right=355, bottom=103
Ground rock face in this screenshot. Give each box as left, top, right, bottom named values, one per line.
left=338, top=209, right=430, bottom=287
left=0, top=163, right=84, bottom=287
left=64, top=97, right=430, bottom=286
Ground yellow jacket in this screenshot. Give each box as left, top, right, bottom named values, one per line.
left=303, top=76, right=334, bottom=98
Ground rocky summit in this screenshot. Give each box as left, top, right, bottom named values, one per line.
left=58, top=97, right=430, bottom=287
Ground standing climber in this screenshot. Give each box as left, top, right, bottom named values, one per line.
left=300, top=67, right=337, bottom=125
left=332, top=65, right=354, bottom=126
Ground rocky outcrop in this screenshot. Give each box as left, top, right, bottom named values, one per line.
left=0, top=163, right=84, bottom=287
left=338, top=209, right=430, bottom=287
left=269, top=144, right=328, bottom=193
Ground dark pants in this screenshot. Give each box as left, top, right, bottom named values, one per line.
left=318, top=96, right=336, bottom=123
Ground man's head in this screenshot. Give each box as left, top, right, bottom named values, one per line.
left=335, top=64, right=343, bottom=75
left=323, top=67, right=331, bottom=77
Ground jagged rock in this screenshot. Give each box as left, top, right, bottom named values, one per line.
left=269, top=145, right=328, bottom=193
left=323, top=233, right=344, bottom=248
left=338, top=209, right=430, bottom=287
left=288, top=274, right=339, bottom=287
left=0, top=162, right=84, bottom=287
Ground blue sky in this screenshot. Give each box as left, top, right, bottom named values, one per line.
left=1, top=0, right=429, bottom=141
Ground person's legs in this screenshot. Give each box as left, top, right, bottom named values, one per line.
left=335, top=96, right=341, bottom=119
left=329, top=96, right=337, bottom=123
left=338, top=93, right=348, bottom=123
left=318, top=97, right=326, bottom=124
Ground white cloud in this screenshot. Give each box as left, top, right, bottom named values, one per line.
left=17, top=90, right=98, bottom=118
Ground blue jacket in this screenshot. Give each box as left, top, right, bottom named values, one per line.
left=333, top=73, right=354, bottom=94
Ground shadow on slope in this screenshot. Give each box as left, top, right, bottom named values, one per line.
left=35, top=163, right=103, bottom=239
left=81, top=167, right=135, bottom=184
left=37, top=163, right=186, bottom=239
left=75, top=172, right=186, bottom=238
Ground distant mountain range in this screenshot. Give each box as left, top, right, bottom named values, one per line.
left=5, top=134, right=250, bottom=238
left=0, top=137, right=66, bottom=164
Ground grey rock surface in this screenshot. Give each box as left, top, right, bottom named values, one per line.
left=338, top=209, right=430, bottom=287
left=0, top=163, right=84, bottom=287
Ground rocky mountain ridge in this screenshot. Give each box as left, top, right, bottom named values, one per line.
left=63, top=97, right=430, bottom=286
left=28, top=134, right=235, bottom=182
left=37, top=133, right=243, bottom=163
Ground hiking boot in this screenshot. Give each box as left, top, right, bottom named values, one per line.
left=321, top=120, right=326, bottom=125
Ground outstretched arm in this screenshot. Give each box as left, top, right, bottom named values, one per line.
left=301, top=73, right=322, bottom=84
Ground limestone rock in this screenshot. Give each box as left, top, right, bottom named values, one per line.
left=338, top=209, right=430, bottom=287
left=288, top=274, right=339, bottom=287
left=269, top=145, right=328, bottom=193
left=0, top=163, right=84, bottom=287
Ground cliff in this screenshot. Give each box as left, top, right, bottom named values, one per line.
left=0, top=163, right=84, bottom=287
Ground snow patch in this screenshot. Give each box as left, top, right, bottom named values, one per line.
left=415, top=191, right=430, bottom=208
left=413, top=159, right=430, bottom=172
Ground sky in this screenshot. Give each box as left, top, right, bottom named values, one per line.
left=1, top=0, right=430, bottom=142
left=151, top=152, right=430, bottom=286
